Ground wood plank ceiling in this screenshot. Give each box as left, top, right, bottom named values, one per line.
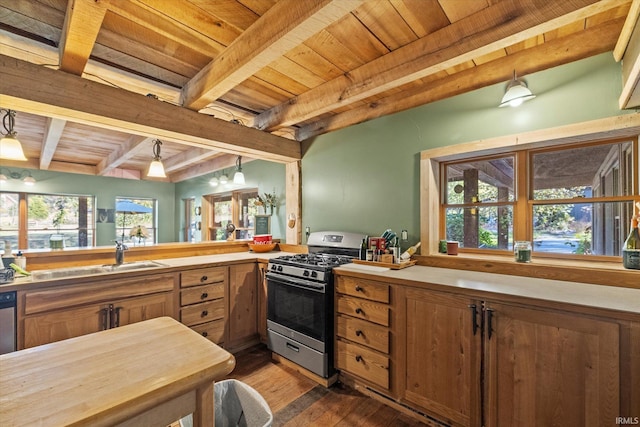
left=0, top=0, right=634, bottom=182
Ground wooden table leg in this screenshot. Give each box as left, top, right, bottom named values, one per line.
left=193, top=381, right=214, bottom=427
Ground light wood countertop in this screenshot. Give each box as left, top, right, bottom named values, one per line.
left=0, top=317, right=235, bottom=427
left=335, top=263, right=640, bottom=317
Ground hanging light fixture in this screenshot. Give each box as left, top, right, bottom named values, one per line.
left=219, top=171, right=228, bottom=185
left=209, top=173, right=219, bottom=187
left=0, top=168, right=36, bottom=185
left=0, top=109, right=27, bottom=161
left=233, top=156, right=245, bottom=184
left=147, top=139, right=167, bottom=178
left=499, top=71, right=536, bottom=108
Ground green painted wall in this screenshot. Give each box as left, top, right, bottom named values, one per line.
left=300, top=52, right=633, bottom=245
left=174, top=160, right=286, bottom=241
left=0, top=170, right=176, bottom=247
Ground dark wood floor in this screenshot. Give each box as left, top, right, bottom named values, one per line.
left=225, top=345, right=427, bottom=427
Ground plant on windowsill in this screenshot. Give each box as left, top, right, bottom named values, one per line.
left=256, top=192, right=278, bottom=216
left=50, top=200, right=66, bottom=250
left=130, top=225, right=149, bottom=246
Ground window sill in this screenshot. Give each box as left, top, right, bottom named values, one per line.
left=415, top=252, right=639, bottom=290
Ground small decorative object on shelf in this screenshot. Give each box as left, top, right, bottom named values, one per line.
left=514, top=241, right=532, bottom=263
left=130, top=225, right=149, bottom=246
left=256, top=191, right=277, bottom=215
left=622, top=206, right=640, bottom=270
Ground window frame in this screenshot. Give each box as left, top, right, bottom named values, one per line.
left=435, top=136, right=639, bottom=261
left=204, top=189, right=260, bottom=241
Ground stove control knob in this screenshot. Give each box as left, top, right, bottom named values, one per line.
left=311, top=271, right=318, bottom=278
left=303, top=270, right=310, bottom=277
left=270, top=264, right=277, bottom=271
left=277, top=265, right=283, bottom=272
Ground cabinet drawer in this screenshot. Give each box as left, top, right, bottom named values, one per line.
left=190, top=319, right=225, bottom=345
left=336, top=339, right=389, bottom=389
left=336, top=314, right=389, bottom=354
left=337, top=296, right=389, bottom=326
left=181, top=266, right=226, bottom=288
left=180, top=283, right=224, bottom=306
left=180, top=299, right=224, bottom=326
left=337, top=277, right=389, bottom=303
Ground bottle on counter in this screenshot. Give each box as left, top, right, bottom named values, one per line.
left=400, top=241, right=421, bottom=261
left=14, top=251, right=26, bottom=270
left=622, top=216, right=640, bottom=270
left=359, top=236, right=368, bottom=260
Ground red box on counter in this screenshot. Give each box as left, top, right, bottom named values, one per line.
left=253, top=234, right=272, bottom=244
left=369, top=237, right=385, bottom=250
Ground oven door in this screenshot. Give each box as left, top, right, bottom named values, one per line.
left=266, top=271, right=330, bottom=347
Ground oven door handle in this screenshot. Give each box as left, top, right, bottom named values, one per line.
left=266, top=272, right=326, bottom=293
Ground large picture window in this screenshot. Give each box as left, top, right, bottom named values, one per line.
left=440, top=138, right=638, bottom=259
left=207, top=189, right=260, bottom=241
left=115, top=197, right=156, bottom=244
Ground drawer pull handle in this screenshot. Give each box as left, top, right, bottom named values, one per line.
left=355, top=308, right=363, bottom=314
left=286, top=342, right=300, bottom=352
left=202, top=331, right=208, bottom=337
left=201, top=292, right=208, bottom=299
left=355, top=330, right=363, bottom=337
left=355, top=285, right=363, bottom=292
left=201, top=310, right=208, bottom=317
left=200, top=275, right=208, bottom=282
left=355, top=355, right=363, bottom=362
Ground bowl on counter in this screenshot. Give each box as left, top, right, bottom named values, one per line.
left=248, top=243, right=277, bottom=253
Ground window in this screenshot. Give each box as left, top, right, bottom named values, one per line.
left=440, top=138, right=638, bottom=259
left=115, top=197, right=156, bottom=244
left=0, top=192, right=95, bottom=250
left=207, top=189, right=260, bottom=241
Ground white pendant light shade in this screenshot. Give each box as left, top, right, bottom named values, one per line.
left=219, top=173, right=228, bottom=184
left=147, top=139, right=167, bottom=178
left=233, top=156, right=245, bottom=184
left=1, top=110, right=27, bottom=161
left=209, top=176, right=219, bottom=186
left=23, top=174, right=36, bottom=186
left=499, top=71, right=535, bottom=108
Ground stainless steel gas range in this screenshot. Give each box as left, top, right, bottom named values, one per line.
left=266, top=231, right=365, bottom=378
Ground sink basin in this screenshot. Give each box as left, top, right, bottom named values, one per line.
left=31, top=261, right=167, bottom=281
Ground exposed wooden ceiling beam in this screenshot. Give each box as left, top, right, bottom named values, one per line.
left=97, top=135, right=152, bottom=176
left=0, top=54, right=301, bottom=162
left=39, top=118, right=66, bottom=170
left=168, top=153, right=253, bottom=182
left=297, top=14, right=625, bottom=140
left=180, top=0, right=364, bottom=111
left=256, top=0, right=626, bottom=132
left=163, top=146, right=221, bottom=173
left=58, top=0, right=108, bottom=75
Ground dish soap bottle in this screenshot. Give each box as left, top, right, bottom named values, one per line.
left=400, top=242, right=421, bottom=261
left=622, top=216, right=640, bottom=270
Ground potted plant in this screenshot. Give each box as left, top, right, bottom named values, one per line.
left=129, top=225, right=149, bottom=246
left=50, top=200, right=66, bottom=249
left=257, top=191, right=278, bottom=216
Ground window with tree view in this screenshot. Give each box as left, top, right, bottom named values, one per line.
left=441, top=137, right=638, bottom=259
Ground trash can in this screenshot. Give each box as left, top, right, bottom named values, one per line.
left=179, top=379, right=273, bottom=427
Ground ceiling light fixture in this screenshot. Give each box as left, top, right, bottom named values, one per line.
left=147, top=139, right=167, bottom=178
left=219, top=172, right=228, bottom=185
left=499, top=71, right=536, bottom=108
left=233, top=156, right=245, bottom=185
left=0, top=109, right=27, bottom=161
left=0, top=168, right=36, bottom=186
left=209, top=174, right=219, bottom=187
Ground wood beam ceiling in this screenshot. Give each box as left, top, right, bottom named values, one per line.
left=58, top=0, right=108, bottom=75
left=39, top=118, right=66, bottom=170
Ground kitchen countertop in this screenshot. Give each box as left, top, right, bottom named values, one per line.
left=335, top=263, right=640, bottom=316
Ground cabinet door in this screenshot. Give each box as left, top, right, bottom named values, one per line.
left=24, top=304, right=106, bottom=348
left=227, top=263, right=258, bottom=349
left=112, top=292, right=174, bottom=328
left=403, top=288, right=481, bottom=427
left=484, top=302, right=619, bottom=427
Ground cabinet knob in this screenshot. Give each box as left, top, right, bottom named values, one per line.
left=355, top=330, right=363, bottom=337
left=202, top=331, right=208, bottom=337
left=200, top=275, right=208, bottom=282
left=355, top=285, right=363, bottom=292
left=201, top=310, right=208, bottom=317
left=201, top=292, right=208, bottom=299
left=355, top=308, right=363, bottom=314
left=355, top=355, right=363, bottom=362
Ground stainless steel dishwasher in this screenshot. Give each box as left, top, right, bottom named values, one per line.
left=0, top=291, right=17, bottom=354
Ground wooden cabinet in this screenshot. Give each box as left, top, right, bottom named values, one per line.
left=335, top=276, right=392, bottom=392
left=179, top=266, right=227, bottom=345
left=21, top=273, right=175, bottom=349
left=227, top=263, right=258, bottom=351
left=402, top=288, right=481, bottom=427
left=483, top=302, right=620, bottom=427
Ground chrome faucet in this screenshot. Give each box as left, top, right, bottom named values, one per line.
left=115, top=241, right=128, bottom=266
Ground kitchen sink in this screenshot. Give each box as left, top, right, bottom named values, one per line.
left=30, top=261, right=167, bottom=281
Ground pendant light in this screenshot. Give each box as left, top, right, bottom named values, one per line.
left=233, top=156, right=245, bottom=184
left=209, top=174, right=219, bottom=187
left=499, top=71, right=536, bottom=108
left=147, top=139, right=167, bottom=178
left=0, top=109, right=27, bottom=161
left=219, top=171, right=228, bottom=185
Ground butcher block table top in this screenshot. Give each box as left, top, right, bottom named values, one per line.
left=0, top=317, right=236, bottom=427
